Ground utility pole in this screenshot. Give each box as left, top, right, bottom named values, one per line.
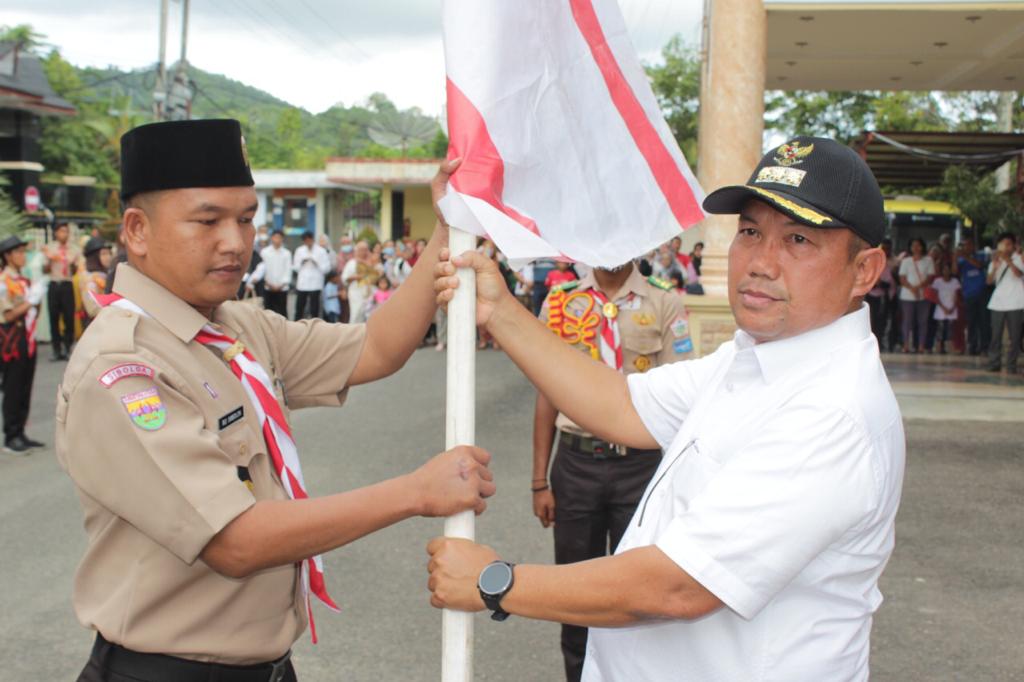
left=167, top=0, right=193, bottom=120
left=154, top=0, right=192, bottom=121
left=154, top=0, right=169, bottom=120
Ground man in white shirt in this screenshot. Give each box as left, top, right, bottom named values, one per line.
left=292, top=230, right=330, bottom=320
left=251, top=228, right=292, bottom=317
left=426, top=137, right=905, bottom=681
left=986, top=232, right=1024, bottom=374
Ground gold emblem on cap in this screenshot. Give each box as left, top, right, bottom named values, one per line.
left=602, top=301, right=618, bottom=320
left=774, top=141, right=814, bottom=167
left=634, top=355, right=652, bottom=372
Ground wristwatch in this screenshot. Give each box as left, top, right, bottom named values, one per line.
left=477, top=560, right=516, bottom=621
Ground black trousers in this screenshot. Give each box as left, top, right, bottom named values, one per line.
left=263, top=290, right=288, bottom=318
left=550, top=439, right=662, bottom=682
left=963, top=294, right=988, bottom=355
left=48, top=280, right=76, bottom=355
left=78, top=635, right=297, bottom=682
left=293, top=290, right=321, bottom=320
left=2, top=334, right=35, bottom=441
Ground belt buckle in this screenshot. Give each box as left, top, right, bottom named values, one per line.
left=268, top=651, right=291, bottom=682
left=613, top=443, right=627, bottom=457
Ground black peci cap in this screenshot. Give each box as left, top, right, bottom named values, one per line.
left=702, top=136, right=885, bottom=246
left=120, top=119, right=254, bottom=201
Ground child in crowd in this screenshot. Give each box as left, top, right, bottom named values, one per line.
left=931, top=261, right=961, bottom=354
left=322, top=271, right=342, bottom=323
left=365, top=275, right=394, bottom=318
left=544, top=260, right=577, bottom=290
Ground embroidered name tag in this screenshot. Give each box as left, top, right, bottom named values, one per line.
left=99, top=363, right=155, bottom=388
left=218, top=406, right=244, bottom=430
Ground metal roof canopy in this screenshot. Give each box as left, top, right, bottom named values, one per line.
left=852, top=130, right=1024, bottom=186
left=766, top=1, right=1024, bottom=91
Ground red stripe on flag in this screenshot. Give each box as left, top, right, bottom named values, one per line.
left=568, top=0, right=703, bottom=228
left=445, top=77, right=542, bottom=237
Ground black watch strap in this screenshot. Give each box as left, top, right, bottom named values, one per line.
left=478, top=561, right=515, bottom=621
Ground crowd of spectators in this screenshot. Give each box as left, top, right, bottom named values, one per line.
left=865, top=231, right=1024, bottom=373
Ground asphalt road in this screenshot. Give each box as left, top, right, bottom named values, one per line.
left=1, top=348, right=1021, bottom=681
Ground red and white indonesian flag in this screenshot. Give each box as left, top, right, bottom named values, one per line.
left=439, top=0, right=706, bottom=268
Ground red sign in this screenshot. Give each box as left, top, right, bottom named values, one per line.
left=24, top=186, right=40, bottom=213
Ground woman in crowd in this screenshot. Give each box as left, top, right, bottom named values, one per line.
left=898, top=237, right=935, bottom=354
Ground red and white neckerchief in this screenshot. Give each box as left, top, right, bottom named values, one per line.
left=92, top=292, right=338, bottom=642
left=588, top=290, right=625, bottom=371
left=2, top=272, right=37, bottom=360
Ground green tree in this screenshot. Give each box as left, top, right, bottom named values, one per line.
left=0, top=24, right=48, bottom=53
left=40, top=49, right=120, bottom=184
left=645, top=35, right=700, bottom=165
left=935, top=165, right=1024, bottom=239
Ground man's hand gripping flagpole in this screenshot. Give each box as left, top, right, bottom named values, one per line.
left=433, top=159, right=477, bottom=682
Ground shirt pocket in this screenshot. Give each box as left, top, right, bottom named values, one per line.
left=217, top=421, right=273, bottom=499
left=665, top=439, right=724, bottom=519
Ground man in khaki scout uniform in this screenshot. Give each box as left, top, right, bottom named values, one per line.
left=533, top=263, right=691, bottom=681
left=57, top=119, right=495, bottom=682
left=43, top=221, right=81, bottom=360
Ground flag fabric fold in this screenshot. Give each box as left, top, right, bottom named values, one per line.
left=440, top=0, right=706, bottom=268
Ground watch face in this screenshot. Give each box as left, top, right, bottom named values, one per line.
left=479, top=562, right=513, bottom=596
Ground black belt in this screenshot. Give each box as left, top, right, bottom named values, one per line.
left=559, top=432, right=660, bottom=459
left=90, top=633, right=293, bottom=682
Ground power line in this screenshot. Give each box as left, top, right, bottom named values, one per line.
left=248, top=0, right=363, bottom=71
left=291, top=0, right=371, bottom=61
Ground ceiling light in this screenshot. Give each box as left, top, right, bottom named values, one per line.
left=786, top=60, right=797, bottom=67
left=965, top=15, right=981, bottom=23
left=799, top=16, right=814, bottom=22
left=795, top=41, right=808, bottom=48
left=933, top=41, right=948, bottom=48
left=910, top=60, right=923, bottom=66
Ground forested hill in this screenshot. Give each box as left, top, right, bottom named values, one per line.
left=48, top=57, right=446, bottom=176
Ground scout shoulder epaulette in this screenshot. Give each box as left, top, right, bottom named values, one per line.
left=647, top=276, right=673, bottom=291
left=551, top=279, right=580, bottom=293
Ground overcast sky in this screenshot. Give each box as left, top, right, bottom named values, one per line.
left=4, top=0, right=705, bottom=115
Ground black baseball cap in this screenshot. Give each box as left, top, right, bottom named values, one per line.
left=703, top=136, right=885, bottom=246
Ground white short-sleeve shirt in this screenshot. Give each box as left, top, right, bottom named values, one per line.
left=987, top=253, right=1024, bottom=312
left=582, top=305, right=905, bottom=682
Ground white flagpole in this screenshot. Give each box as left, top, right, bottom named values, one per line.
left=442, top=226, right=477, bottom=682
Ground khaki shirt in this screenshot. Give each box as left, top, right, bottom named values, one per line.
left=55, top=264, right=367, bottom=664
left=540, top=267, right=692, bottom=436
left=0, top=266, right=29, bottom=318
left=44, top=241, right=80, bottom=282
left=78, top=269, right=108, bottom=320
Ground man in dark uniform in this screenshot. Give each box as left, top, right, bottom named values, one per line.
left=58, top=119, right=495, bottom=681
left=534, top=263, right=691, bottom=681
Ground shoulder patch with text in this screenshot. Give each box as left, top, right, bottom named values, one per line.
left=99, top=363, right=155, bottom=388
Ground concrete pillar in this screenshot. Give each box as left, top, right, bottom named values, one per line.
left=314, top=189, right=326, bottom=238
left=380, top=183, right=393, bottom=242
left=696, top=0, right=767, bottom=299
left=686, top=0, right=766, bottom=356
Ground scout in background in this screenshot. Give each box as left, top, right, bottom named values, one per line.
left=0, top=235, right=46, bottom=454
left=42, top=222, right=80, bottom=361
left=78, top=237, right=112, bottom=326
